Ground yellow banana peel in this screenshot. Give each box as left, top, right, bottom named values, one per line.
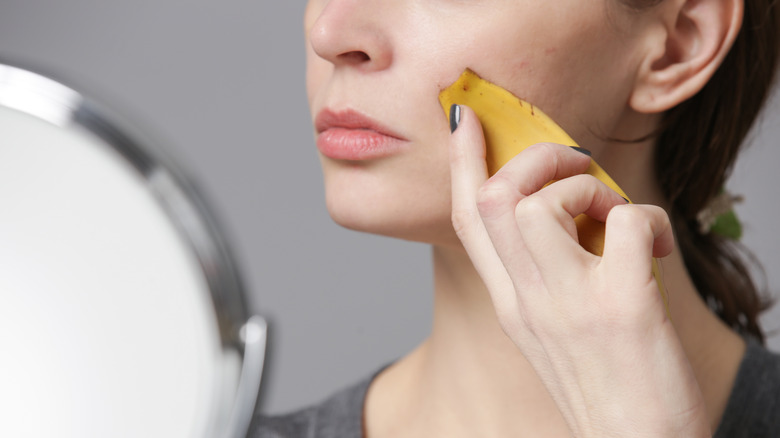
left=439, top=69, right=669, bottom=318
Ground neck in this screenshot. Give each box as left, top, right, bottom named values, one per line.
left=365, top=245, right=571, bottom=437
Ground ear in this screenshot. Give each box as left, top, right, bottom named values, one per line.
left=630, top=0, right=743, bottom=113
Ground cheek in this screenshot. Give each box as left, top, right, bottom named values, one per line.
left=305, top=44, right=331, bottom=109
left=454, top=22, right=633, bottom=146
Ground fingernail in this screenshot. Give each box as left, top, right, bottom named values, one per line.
left=449, top=104, right=461, bottom=133
left=570, top=146, right=592, bottom=156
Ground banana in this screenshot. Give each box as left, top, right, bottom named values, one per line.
left=439, top=69, right=669, bottom=317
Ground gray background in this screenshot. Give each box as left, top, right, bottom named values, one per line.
left=0, top=1, right=777, bottom=415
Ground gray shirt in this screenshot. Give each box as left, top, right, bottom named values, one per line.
left=252, top=339, right=780, bottom=437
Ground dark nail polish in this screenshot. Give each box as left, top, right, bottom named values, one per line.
left=570, top=146, right=592, bottom=156
left=449, top=104, right=461, bottom=133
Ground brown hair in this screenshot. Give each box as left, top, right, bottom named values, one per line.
left=625, top=0, right=780, bottom=341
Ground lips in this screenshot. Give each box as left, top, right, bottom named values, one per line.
left=315, top=109, right=408, bottom=160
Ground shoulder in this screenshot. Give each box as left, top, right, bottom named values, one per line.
left=251, top=406, right=318, bottom=438
left=715, top=338, right=780, bottom=438
left=249, top=369, right=379, bottom=438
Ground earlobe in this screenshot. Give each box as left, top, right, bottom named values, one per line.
left=630, top=0, right=743, bottom=114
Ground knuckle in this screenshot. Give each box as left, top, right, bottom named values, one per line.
left=607, top=204, right=648, bottom=230
left=490, top=297, right=532, bottom=340
left=525, top=143, right=561, bottom=169
left=496, top=307, right=533, bottom=341
left=514, top=195, right=554, bottom=223
left=476, top=179, right=515, bottom=218
left=526, top=141, right=560, bottom=156
left=569, top=173, right=599, bottom=187
left=451, top=207, right=480, bottom=238
left=562, top=174, right=601, bottom=201
left=495, top=309, right=520, bottom=336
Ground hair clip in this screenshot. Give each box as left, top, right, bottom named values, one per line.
left=696, top=190, right=744, bottom=239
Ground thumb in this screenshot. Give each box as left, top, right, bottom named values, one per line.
left=449, top=104, right=489, bottom=218
left=448, top=104, right=518, bottom=313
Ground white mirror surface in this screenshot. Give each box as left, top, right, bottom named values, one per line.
left=0, top=73, right=259, bottom=437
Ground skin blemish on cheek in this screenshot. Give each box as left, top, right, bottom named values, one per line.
left=545, top=47, right=558, bottom=55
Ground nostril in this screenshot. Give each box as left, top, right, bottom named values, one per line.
left=339, top=51, right=371, bottom=63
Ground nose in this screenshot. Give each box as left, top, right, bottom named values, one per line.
left=308, top=0, right=393, bottom=72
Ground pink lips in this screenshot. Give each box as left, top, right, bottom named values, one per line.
left=315, top=109, right=408, bottom=160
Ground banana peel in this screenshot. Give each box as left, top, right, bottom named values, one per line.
left=439, top=69, right=669, bottom=318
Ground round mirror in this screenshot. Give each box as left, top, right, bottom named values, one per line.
left=0, top=62, right=266, bottom=438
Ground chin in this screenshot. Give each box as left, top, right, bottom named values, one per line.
left=324, top=184, right=458, bottom=247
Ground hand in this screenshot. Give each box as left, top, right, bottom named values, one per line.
left=448, top=105, right=710, bottom=437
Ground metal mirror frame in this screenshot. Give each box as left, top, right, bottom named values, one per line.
left=0, top=61, right=267, bottom=438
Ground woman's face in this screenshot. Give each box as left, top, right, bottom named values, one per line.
left=305, top=0, right=646, bottom=247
